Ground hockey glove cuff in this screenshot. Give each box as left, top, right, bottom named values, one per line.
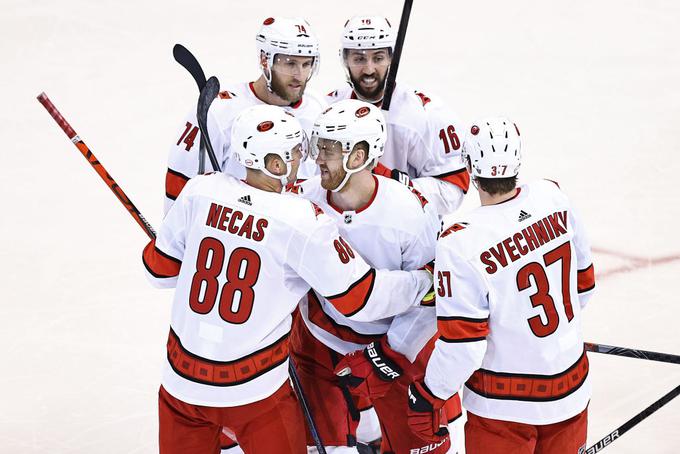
left=407, top=381, right=448, bottom=442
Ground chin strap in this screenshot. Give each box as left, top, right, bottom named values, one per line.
left=330, top=158, right=376, bottom=193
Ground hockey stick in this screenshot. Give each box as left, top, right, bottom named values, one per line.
left=382, top=0, right=414, bottom=111
left=173, top=44, right=207, bottom=91
left=288, top=357, right=327, bottom=454
left=585, top=384, right=680, bottom=453
left=173, top=44, right=221, bottom=173
left=585, top=342, right=680, bottom=365
left=196, top=76, right=222, bottom=173
left=37, top=92, right=156, bottom=240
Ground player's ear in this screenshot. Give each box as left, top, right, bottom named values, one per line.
left=260, top=51, right=269, bottom=70
left=348, top=144, right=367, bottom=170
left=264, top=154, right=285, bottom=176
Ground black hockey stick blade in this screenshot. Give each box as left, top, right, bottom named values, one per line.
left=382, top=0, right=414, bottom=112
left=196, top=76, right=221, bottom=172
left=585, top=342, right=680, bottom=365
left=585, top=384, right=680, bottom=453
left=288, top=359, right=327, bottom=454
left=173, top=44, right=207, bottom=91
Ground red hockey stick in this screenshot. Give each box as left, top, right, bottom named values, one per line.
left=37, top=92, right=156, bottom=240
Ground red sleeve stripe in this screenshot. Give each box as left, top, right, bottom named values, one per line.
left=434, top=168, right=470, bottom=193
left=577, top=264, right=595, bottom=293
left=325, top=268, right=376, bottom=317
left=143, top=240, right=181, bottom=278
left=437, top=316, right=489, bottom=343
left=165, top=168, right=190, bottom=201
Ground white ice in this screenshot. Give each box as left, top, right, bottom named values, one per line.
left=1, top=0, right=679, bottom=453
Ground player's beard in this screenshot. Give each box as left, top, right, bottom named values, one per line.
left=350, top=70, right=387, bottom=102
left=270, top=71, right=306, bottom=105
left=319, top=164, right=347, bottom=191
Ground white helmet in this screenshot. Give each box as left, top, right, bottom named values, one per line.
left=231, top=104, right=306, bottom=183
left=462, top=117, right=522, bottom=179
left=341, top=15, right=395, bottom=50
left=340, top=16, right=395, bottom=98
left=310, top=99, right=386, bottom=192
left=256, top=17, right=320, bottom=88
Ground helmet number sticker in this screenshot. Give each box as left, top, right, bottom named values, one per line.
left=491, top=165, right=508, bottom=176
left=295, top=24, right=307, bottom=34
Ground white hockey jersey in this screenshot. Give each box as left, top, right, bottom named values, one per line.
left=291, top=174, right=441, bottom=361
left=165, top=81, right=327, bottom=213
left=143, top=173, right=432, bottom=407
left=326, top=83, right=469, bottom=215
left=424, top=180, right=596, bottom=425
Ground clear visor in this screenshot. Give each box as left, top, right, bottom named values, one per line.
left=309, top=136, right=346, bottom=161
left=343, top=48, right=391, bottom=69
left=272, top=55, right=316, bottom=78
left=285, top=135, right=309, bottom=163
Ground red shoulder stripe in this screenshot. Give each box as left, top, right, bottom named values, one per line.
left=325, top=269, right=376, bottom=317
left=440, top=222, right=468, bottom=238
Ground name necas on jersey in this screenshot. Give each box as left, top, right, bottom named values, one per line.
left=144, top=173, right=433, bottom=406
left=165, top=81, right=327, bottom=214
left=425, top=179, right=596, bottom=425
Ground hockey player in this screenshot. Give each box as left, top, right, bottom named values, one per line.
left=326, top=15, right=469, bottom=216
left=165, top=16, right=327, bottom=214
left=143, top=105, right=434, bottom=454
left=407, top=118, right=596, bottom=453
left=287, top=100, right=460, bottom=454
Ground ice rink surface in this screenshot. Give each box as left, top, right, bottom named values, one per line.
left=2, top=0, right=679, bottom=452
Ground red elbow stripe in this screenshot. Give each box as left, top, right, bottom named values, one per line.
left=325, top=269, right=376, bottom=317
left=143, top=241, right=181, bottom=278
left=435, top=168, right=470, bottom=193
left=166, top=168, right=190, bottom=201
left=438, top=316, right=489, bottom=342
left=577, top=264, right=595, bottom=293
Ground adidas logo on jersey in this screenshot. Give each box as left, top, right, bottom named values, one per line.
left=518, top=210, right=532, bottom=222
left=237, top=195, right=252, bottom=206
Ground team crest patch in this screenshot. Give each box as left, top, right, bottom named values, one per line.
left=471, top=125, right=480, bottom=135
left=263, top=17, right=275, bottom=25
left=355, top=106, right=370, bottom=118
left=257, top=121, right=274, bottom=132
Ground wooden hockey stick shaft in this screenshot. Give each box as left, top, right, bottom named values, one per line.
left=585, top=342, right=680, bottom=365
left=382, top=0, right=414, bottom=111
left=37, top=92, right=156, bottom=240
left=585, top=384, right=680, bottom=453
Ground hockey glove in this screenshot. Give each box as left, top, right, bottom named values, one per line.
left=373, top=162, right=413, bottom=187
left=407, top=381, right=448, bottom=442
left=335, top=337, right=410, bottom=400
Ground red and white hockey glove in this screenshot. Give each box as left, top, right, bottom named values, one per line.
left=334, top=337, right=410, bottom=400
left=373, top=162, right=413, bottom=187
left=407, top=381, right=449, bottom=442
